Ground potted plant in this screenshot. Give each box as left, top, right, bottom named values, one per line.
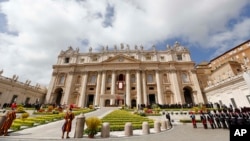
left=84, top=116, right=101, bottom=138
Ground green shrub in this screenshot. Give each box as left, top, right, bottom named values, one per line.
left=101, top=110, right=154, bottom=131
left=16, top=106, right=26, bottom=113
left=89, top=105, right=93, bottom=109
left=21, top=112, right=29, bottom=119
left=13, top=119, right=34, bottom=127
left=52, top=110, right=59, bottom=114
left=10, top=123, right=21, bottom=131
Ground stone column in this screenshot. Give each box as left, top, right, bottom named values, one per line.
left=126, top=70, right=131, bottom=107
left=94, top=71, right=102, bottom=107
left=156, top=70, right=163, bottom=104
left=111, top=70, right=116, bottom=105
left=142, top=71, right=147, bottom=105
left=136, top=70, right=142, bottom=106
left=79, top=71, right=88, bottom=108
left=100, top=70, right=106, bottom=107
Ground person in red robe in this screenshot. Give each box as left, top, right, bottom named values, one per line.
left=0, top=108, right=16, bottom=136
left=190, top=112, right=197, bottom=128
left=11, top=102, right=17, bottom=110
left=61, top=108, right=75, bottom=139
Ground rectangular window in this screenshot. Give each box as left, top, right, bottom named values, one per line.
left=59, top=75, right=65, bottom=84
left=147, top=74, right=153, bottom=83
left=131, top=74, right=136, bottom=83
left=89, top=88, right=94, bottom=90
left=107, top=75, right=112, bottom=83
left=160, top=56, right=164, bottom=61
left=146, top=56, right=151, bottom=60
left=177, top=54, right=182, bottom=61
left=131, top=87, right=136, bottom=90
left=149, top=87, right=154, bottom=90
left=92, top=57, right=98, bottom=61
left=80, top=58, right=85, bottom=63
left=64, top=57, right=70, bottom=63
left=107, top=87, right=110, bottom=90
left=89, top=75, right=97, bottom=83
left=182, top=73, right=190, bottom=83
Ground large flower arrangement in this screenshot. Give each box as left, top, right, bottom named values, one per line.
left=84, top=117, right=101, bottom=138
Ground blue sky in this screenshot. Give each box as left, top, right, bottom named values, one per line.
left=0, top=0, right=250, bottom=86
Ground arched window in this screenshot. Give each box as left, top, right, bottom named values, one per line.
left=118, top=74, right=125, bottom=81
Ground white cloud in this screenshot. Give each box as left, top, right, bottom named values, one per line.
left=0, top=0, right=250, bottom=86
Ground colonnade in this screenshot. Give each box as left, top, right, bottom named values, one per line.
left=78, top=70, right=165, bottom=108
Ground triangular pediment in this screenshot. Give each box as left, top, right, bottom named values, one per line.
left=102, top=54, right=140, bottom=63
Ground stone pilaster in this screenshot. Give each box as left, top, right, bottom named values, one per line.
left=111, top=70, right=116, bottom=105
left=156, top=70, right=163, bottom=104
left=94, top=71, right=102, bottom=106
left=126, top=70, right=131, bottom=107
left=45, top=74, right=57, bottom=103
left=100, top=71, right=106, bottom=107
left=79, top=71, right=88, bottom=107
left=142, top=71, right=147, bottom=105
left=136, top=70, right=142, bottom=106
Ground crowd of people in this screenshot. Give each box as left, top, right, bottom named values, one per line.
left=190, top=107, right=250, bottom=129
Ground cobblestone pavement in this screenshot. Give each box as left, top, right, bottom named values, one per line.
left=0, top=108, right=229, bottom=141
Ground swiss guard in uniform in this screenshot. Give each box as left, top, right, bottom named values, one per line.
left=219, top=109, right=228, bottom=129
left=200, top=111, right=208, bottom=129
left=224, top=109, right=232, bottom=129
left=213, top=110, right=221, bottom=128
left=207, top=110, right=216, bottom=129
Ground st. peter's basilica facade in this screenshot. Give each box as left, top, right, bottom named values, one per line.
left=46, top=42, right=204, bottom=108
